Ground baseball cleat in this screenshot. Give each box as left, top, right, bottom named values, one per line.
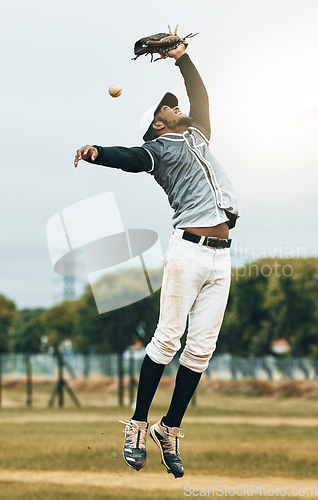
left=150, top=419, right=184, bottom=478
left=119, top=419, right=148, bottom=471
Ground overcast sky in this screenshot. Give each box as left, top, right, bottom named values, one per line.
left=1, top=0, right=317, bottom=309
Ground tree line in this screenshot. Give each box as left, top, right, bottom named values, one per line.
left=1, top=257, right=317, bottom=359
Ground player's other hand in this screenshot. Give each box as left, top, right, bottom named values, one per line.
left=167, top=43, right=186, bottom=61
left=74, top=145, right=98, bottom=168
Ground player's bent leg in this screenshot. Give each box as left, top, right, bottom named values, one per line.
left=180, top=249, right=231, bottom=372
left=146, top=237, right=204, bottom=365
left=119, top=419, right=148, bottom=471
left=150, top=419, right=184, bottom=478
left=145, top=237, right=226, bottom=477
left=120, top=240, right=202, bottom=473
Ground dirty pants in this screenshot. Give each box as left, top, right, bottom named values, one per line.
left=145, top=228, right=231, bottom=373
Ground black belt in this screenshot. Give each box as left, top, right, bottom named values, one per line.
left=182, top=230, right=232, bottom=249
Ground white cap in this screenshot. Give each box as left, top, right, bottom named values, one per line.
left=139, top=105, right=157, bottom=142
left=139, top=92, right=178, bottom=142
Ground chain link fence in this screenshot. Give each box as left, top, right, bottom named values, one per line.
left=1, top=352, right=318, bottom=380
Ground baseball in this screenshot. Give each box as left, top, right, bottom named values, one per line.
left=109, top=84, right=122, bottom=98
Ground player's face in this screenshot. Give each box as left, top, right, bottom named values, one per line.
left=156, top=105, right=188, bottom=128
left=153, top=105, right=193, bottom=136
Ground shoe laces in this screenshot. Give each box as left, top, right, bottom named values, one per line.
left=160, top=426, right=184, bottom=455
left=119, top=420, right=147, bottom=449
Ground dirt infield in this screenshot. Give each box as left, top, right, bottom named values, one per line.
left=1, top=470, right=317, bottom=496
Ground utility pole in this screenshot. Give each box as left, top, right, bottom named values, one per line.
left=63, top=276, right=76, bottom=300
left=63, top=258, right=76, bottom=300
left=48, top=348, right=80, bottom=408
left=0, top=354, right=2, bottom=408
left=129, top=348, right=137, bottom=406
left=25, top=354, right=32, bottom=407
left=117, top=309, right=124, bottom=407
left=48, top=259, right=80, bottom=408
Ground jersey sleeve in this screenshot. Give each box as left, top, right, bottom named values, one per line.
left=84, top=145, right=153, bottom=173
left=141, top=140, right=163, bottom=175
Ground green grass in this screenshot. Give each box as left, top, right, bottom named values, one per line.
left=0, top=417, right=317, bottom=478
left=0, top=389, right=318, bottom=499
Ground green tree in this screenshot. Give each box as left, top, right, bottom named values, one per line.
left=10, top=309, right=44, bottom=407
left=73, top=268, right=162, bottom=355
left=42, top=300, right=76, bottom=352
left=279, top=259, right=318, bottom=357
left=73, top=268, right=162, bottom=405
left=10, top=309, right=44, bottom=353
left=0, top=294, right=17, bottom=352
left=0, top=294, right=17, bottom=406
left=219, top=258, right=318, bottom=359
left=219, top=266, right=270, bottom=356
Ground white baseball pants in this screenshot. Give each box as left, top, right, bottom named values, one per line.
left=145, top=228, right=231, bottom=373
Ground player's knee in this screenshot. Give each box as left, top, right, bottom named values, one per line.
left=145, top=336, right=180, bottom=366
left=179, top=348, right=215, bottom=373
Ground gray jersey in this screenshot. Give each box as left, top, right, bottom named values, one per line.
left=142, top=126, right=240, bottom=229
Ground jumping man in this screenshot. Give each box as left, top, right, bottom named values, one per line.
left=74, top=42, right=239, bottom=478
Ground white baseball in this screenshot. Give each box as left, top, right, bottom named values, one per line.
left=109, top=84, right=122, bottom=98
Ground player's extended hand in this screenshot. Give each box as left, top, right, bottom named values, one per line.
left=74, top=145, right=98, bottom=168
left=167, top=43, right=186, bottom=61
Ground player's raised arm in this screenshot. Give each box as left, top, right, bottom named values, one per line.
left=168, top=47, right=211, bottom=141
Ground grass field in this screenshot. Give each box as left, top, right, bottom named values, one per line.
left=0, top=382, right=318, bottom=499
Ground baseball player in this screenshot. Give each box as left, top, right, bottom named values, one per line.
left=75, top=42, right=239, bottom=478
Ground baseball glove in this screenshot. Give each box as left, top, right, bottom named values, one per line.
left=132, top=25, right=198, bottom=62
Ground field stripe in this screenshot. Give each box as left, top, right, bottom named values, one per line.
left=184, top=416, right=318, bottom=427
left=0, top=470, right=317, bottom=496
left=0, top=414, right=317, bottom=426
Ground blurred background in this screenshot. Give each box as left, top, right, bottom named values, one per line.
left=0, top=0, right=317, bottom=308
left=1, top=0, right=318, bottom=498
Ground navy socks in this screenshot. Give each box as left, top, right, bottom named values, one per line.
left=163, top=364, right=202, bottom=428
left=132, top=356, right=202, bottom=428
left=131, top=354, right=165, bottom=422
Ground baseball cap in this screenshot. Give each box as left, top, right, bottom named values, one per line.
left=140, top=92, right=178, bottom=142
